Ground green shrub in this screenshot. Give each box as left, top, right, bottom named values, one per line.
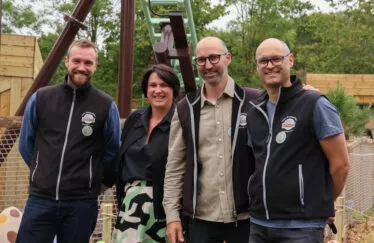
left=326, top=82, right=371, bottom=138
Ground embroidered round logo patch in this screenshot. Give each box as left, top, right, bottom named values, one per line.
left=239, top=114, right=247, bottom=127
left=281, top=117, right=296, bottom=131
left=275, top=131, right=287, bottom=144
left=82, top=125, right=93, bottom=136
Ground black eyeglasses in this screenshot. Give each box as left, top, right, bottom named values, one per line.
left=256, top=53, right=291, bottom=68
left=195, top=53, right=227, bottom=66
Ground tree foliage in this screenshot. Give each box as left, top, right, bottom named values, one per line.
left=1, top=0, right=228, bottom=98
left=326, top=83, right=371, bottom=138
left=2, top=0, right=374, bottom=123
left=221, top=0, right=314, bottom=87
left=2, top=0, right=41, bottom=34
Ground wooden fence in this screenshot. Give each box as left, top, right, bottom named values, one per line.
left=306, top=73, right=374, bottom=104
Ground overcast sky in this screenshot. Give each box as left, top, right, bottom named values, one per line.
left=209, top=0, right=336, bottom=29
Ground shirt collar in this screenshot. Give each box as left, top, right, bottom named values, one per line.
left=136, top=105, right=175, bottom=132
left=200, top=76, right=235, bottom=108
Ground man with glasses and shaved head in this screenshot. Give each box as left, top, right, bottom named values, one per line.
left=163, top=36, right=260, bottom=243
left=246, top=38, right=350, bottom=242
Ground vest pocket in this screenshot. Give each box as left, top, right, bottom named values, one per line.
left=298, top=164, right=305, bottom=207
left=89, top=156, right=93, bottom=191
left=31, top=151, right=39, bottom=182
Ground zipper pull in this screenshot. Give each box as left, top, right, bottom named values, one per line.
left=266, top=133, right=271, bottom=144
left=233, top=210, right=238, bottom=227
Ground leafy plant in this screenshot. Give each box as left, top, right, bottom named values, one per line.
left=326, top=82, right=371, bottom=139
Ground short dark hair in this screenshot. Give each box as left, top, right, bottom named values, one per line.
left=141, top=64, right=180, bottom=99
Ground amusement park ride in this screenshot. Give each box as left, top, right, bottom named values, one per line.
left=4, top=0, right=199, bottom=118
left=0, top=0, right=200, bottom=165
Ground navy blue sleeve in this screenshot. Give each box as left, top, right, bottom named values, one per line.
left=19, top=93, right=38, bottom=167
left=103, top=101, right=121, bottom=161
left=313, top=97, right=344, bottom=141
left=101, top=101, right=121, bottom=186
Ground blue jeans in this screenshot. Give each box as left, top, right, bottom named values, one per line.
left=249, top=222, right=324, bottom=243
left=16, top=196, right=98, bottom=243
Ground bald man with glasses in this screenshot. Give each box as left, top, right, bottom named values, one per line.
left=246, top=38, right=350, bottom=242
left=163, top=36, right=260, bottom=243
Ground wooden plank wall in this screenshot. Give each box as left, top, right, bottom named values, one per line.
left=306, top=73, right=374, bottom=104
left=0, top=34, right=39, bottom=115
left=0, top=34, right=43, bottom=211
left=33, top=40, right=43, bottom=79
left=0, top=34, right=36, bottom=78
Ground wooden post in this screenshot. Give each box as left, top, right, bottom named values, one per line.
left=117, top=0, right=135, bottom=118
left=335, top=197, right=344, bottom=242
left=102, top=203, right=113, bottom=243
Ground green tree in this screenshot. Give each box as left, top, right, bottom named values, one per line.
left=294, top=10, right=374, bottom=75
left=221, top=0, right=314, bottom=87
left=326, top=83, right=371, bottom=138
left=2, top=0, right=41, bottom=34
left=37, top=32, right=67, bottom=86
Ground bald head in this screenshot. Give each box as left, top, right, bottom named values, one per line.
left=195, top=36, right=231, bottom=88
left=196, top=37, right=228, bottom=54
left=255, top=38, right=294, bottom=90
left=256, top=38, right=290, bottom=58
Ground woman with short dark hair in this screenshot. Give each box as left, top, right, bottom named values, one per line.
left=112, top=64, right=180, bottom=243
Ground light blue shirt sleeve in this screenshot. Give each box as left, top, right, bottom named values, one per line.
left=103, top=101, right=121, bottom=161
left=19, top=93, right=38, bottom=167
left=312, top=97, right=344, bottom=140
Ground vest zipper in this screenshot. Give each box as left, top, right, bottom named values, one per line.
left=31, top=151, right=39, bottom=182
left=56, top=89, right=76, bottom=200
left=298, top=164, right=305, bottom=207
left=250, top=88, right=281, bottom=220
left=263, top=123, right=272, bottom=220
left=231, top=90, right=245, bottom=227
left=251, top=102, right=271, bottom=220
left=89, top=156, right=93, bottom=191
left=247, top=174, right=254, bottom=201
left=187, top=96, right=200, bottom=218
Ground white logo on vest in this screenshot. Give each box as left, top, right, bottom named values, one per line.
left=82, top=126, right=93, bottom=136
left=81, top=112, right=96, bottom=125
left=239, top=113, right=247, bottom=127
left=276, top=131, right=287, bottom=144
left=81, top=112, right=96, bottom=136
left=281, top=116, right=297, bottom=131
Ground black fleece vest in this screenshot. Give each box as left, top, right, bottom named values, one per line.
left=29, top=82, right=112, bottom=200
left=247, top=75, right=335, bottom=220
left=177, top=83, right=260, bottom=218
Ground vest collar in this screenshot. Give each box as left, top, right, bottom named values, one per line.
left=63, top=74, right=92, bottom=94
left=253, top=75, right=303, bottom=105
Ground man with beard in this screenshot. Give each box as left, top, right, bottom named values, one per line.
left=17, top=40, right=121, bottom=243
left=247, top=38, right=349, bottom=242
left=163, top=36, right=260, bottom=243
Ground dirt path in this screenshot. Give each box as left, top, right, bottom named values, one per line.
left=346, top=212, right=374, bottom=242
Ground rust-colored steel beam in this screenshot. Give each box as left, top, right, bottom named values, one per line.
left=154, top=41, right=169, bottom=65
left=169, top=12, right=196, bottom=92
left=152, top=13, right=196, bottom=92
left=16, top=0, right=96, bottom=116
left=117, top=0, right=135, bottom=118
left=154, top=24, right=174, bottom=65
left=0, top=0, right=96, bottom=165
